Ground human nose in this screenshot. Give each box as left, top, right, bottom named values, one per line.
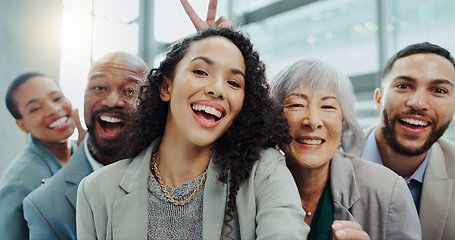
left=301, top=108, right=322, bottom=130
left=406, top=90, right=429, bottom=111
left=101, top=90, right=125, bottom=108
left=45, top=101, right=62, bottom=116
left=204, top=75, right=225, bottom=100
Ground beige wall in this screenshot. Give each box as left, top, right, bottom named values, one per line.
left=0, top=0, right=62, bottom=177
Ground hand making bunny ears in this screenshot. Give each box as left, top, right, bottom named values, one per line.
left=180, top=0, right=233, bottom=31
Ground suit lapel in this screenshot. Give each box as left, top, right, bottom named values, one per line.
left=112, top=185, right=148, bottom=239
left=202, top=155, right=228, bottom=239
left=64, top=145, right=94, bottom=209
left=331, top=152, right=360, bottom=221
left=420, top=142, right=453, bottom=240
left=112, top=142, right=154, bottom=238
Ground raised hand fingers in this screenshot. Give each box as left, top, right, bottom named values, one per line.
left=216, top=16, right=233, bottom=30
left=206, top=0, right=218, bottom=22
left=180, top=0, right=205, bottom=31
left=180, top=0, right=231, bottom=31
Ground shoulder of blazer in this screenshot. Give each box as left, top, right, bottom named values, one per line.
left=428, top=138, right=455, bottom=177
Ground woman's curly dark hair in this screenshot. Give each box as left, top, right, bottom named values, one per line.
left=127, top=27, right=291, bottom=237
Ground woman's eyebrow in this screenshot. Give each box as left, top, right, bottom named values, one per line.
left=191, top=56, right=245, bottom=77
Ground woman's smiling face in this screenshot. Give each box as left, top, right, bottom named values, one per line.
left=282, top=85, right=343, bottom=170
left=160, top=36, right=246, bottom=148
left=14, top=76, right=75, bottom=144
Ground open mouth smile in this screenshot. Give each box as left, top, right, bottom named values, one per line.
left=397, top=115, right=432, bottom=135
left=192, top=104, right=223, bottom=120
left=191, top=102, right=226, bottom=128
left=97, top=115, right=126, bottom=137
left=400, top=118, right=429, bottom=127
left=295, top=138, right=325, bottom=145
left=48, top=116, right=69, bottom=129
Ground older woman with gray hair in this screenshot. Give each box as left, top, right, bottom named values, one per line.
left=272, top=58, right=421, bottom=240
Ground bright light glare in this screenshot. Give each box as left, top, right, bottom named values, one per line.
left=60, top=8, right=92, bottom=58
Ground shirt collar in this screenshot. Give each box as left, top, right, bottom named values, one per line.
left=360, top=128, right=382, bottom=164
left=83, top=134, right=104, bottom=171
left=406, top=151, right=429, bottom=183
left=361, top=127, right=429, bottom=183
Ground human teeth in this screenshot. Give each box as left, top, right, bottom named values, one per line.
left=100, top=115, right=123, bottom=123
left=401, top=118, right=428, bottom=126
left=49, top=116, right=68, bottom=129
left=298, top=139, right=323, bottom=145
left=192, top=104, right=222, bottom=118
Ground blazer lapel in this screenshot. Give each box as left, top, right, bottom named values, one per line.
left=112, top=143, right=154, bottom=238
left=64, top=145, right=94, bottom=209
left=202, top=155, right=228, bottom=239
left=112, top=186, right=148, bottom=239
left=331, top=152, right=360, bottom=222
left=420, top=142, right=453, bottom=240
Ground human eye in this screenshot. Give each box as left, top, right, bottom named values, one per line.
left=53, top=94, right=64, bottom=102
left=431, top=87, right=448, bottom=94
left=283, top=96, right=307, bottom=109
left=322, top=100, right=339, bottom=110
left=284, top=102, right=306, bottom=110
left=52, top=97, right=62, bottom=102
left=124, top=88, right=137, bottom=97
left=193, top=69, right=208, bottom=76
left=93, top=86, right=105, bottom=91
left=29, top=106, right=41, bottom=113
left=289, top=103, right=304, bottom=108
left=396, top=83, right=410, bottom=89
left=322, top=105, right=336, bottom=109
left=227, top=80, right=241, bottom=88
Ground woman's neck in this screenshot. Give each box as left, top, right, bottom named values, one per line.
left=156, top=133, right=212, bottom=188
left=289, top=163, right=330, bottom=225
left=41, top=139, right=72, bottom=166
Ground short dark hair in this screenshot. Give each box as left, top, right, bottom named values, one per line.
left=381, top=42, right=455, bottom=82
left=6, top=72, right=46, bottom=119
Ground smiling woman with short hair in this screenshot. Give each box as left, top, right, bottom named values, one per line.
left=272, top=58, right=422, bottom=240
left=0, top=73, right=79, bottom=239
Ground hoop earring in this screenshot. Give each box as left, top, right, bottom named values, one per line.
left=24, top=132, right=29, bottom=144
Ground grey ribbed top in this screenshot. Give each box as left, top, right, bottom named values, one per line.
left=147, top=171, right=204, bottom=240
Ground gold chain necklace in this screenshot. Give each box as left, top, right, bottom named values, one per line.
left=150, top=152, right=208, bottom=206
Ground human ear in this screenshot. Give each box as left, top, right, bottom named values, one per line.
left=159, top=77, right=173, bottom=102
left=374, top=88, right=383, bottom=111
left=16, top=119, right=28, bottom=133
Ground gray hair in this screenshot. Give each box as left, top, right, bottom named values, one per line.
left=271, top=58, right=364, bottom=156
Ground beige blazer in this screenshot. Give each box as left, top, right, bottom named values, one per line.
left=76, top=139, right=310, bottom=239
left=331, top=151, right=421, bottom=239
left=363, top=126, right=455, bottom=239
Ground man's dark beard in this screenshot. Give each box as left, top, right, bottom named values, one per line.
left=381, top=109, right=449, bottom=156
left=86, top=109, right=130, bottom=162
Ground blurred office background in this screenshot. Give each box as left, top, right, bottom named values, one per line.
left=1, top=0, right=454, bottom=177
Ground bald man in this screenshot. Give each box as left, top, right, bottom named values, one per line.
left=23, top=52, right=149, bottom=239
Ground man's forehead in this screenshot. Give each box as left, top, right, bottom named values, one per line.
left=89, top=53, right=148, bottom=76
left=383, top=53, right=455, bottom=86
left=89, top=63, right=147, bottom=81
